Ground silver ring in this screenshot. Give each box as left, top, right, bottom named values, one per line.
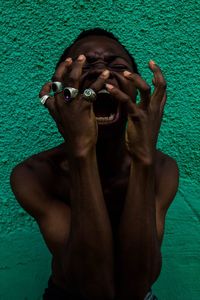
left=63, top=87, right=79, bottom=102
left=40, top=95, right=50, bottom=105
left=83, top=88, right=96, bottom=102
left=51, top=81, right=63, bottom=93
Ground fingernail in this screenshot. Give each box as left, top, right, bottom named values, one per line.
left=124, top=71, right=132, bottom=77
left=106, top=83, right=114, bottom=90
left=149, top=60, right=156, bottom=65
left=65, top=57, right=72, bottom=63
left=102, top=70, right=110, bottom=77
left=77, top=54, right=85, bottom=61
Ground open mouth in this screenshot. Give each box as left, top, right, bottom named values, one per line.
left=93, top=89, right=120, bottom=125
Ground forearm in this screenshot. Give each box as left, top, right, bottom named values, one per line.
left=119, top=159, right=161, bottom=294
left=69, top=149, right=113, bottom=245
left=64, top=148, right=114, bottom=296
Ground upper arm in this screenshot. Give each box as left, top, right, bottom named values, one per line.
left=10, top=161, right=71, bottom=255
left=155, top=156, right=179, bottom=244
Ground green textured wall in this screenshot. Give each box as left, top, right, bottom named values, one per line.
left=1, top=0, right=199, bottom=299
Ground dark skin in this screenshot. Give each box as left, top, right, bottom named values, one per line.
left=10, top=35, right=179, bottom=300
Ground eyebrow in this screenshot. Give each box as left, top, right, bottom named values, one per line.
left=81, top=54, right=131, bottom=64
left=104, top=55, right=129, bottom=62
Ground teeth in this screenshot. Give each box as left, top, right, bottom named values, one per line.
left=109, top=113, right=115, bottom=120
left=96, top=114, right=115, bottom=122
left=98, top=89, right=110, bottom=94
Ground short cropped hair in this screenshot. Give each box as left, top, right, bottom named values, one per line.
left=56, top=28, right=139, bottom=74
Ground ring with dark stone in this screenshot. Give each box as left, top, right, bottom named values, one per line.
left=51, top=81, right=63, bottom=93
left=63, top=87, right=79, bottom=102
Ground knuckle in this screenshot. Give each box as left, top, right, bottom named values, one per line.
left=52, top=75, right=61, bottom=82
left=93, top=81, right=106, bottom=92
left=67, top=73, right=78, bottom=84
left=156, top=78, right=167, bottom=89
left=139, top=110, right=146, bottom=118
left=52, top=70, right=63, bottom=82
left=123, top=95, right=131, bottom=102
left=160, top=80, right=167, bottom=89
left=143, top=84, right=151, bottom=93
left=111, top=88, right=122, bottom=98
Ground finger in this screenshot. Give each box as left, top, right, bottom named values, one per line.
left=90, top=69, right=110, bottom=91
left=52, top=58, right=72, bottom=82
left=149, top=60, right=167, bottom=105
left=113, top=72, right=138, bottom=101
left=105, top=83, right=140, bottom=116
left=39, top=81, right=51, bottom=97
left=160, top=92, right=167, bottom=115
left=39, top=83, right=62, bottom=129
left=123, top=71, right=151, bottom=109
left=65, top=54, right=86, bottom=88
left=39, top=82, right=53, bottom=109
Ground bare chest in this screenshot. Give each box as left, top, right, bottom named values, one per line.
left=52, top=159, right=129, bottom=228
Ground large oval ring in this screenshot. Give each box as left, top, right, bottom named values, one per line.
left=39, top=95, right=50, bottom=105
left=83, top=88, right=96, bottom=102
left=63, top=87, right=79, bottom=102
left=52, top=81, right=63, bottom=94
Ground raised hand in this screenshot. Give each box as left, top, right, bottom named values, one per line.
left=106, top=61, right=167, bottom=164
left=39, top=55, right=110, bottom=158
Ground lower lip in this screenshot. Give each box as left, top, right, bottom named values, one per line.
left=95, top=106, right=120, bottom=125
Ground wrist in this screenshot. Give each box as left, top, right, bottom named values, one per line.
left=130, top=152, right=155, bottom=167
left=130, top=156, right=155, bottom=182
left=68, top=145, right=96, bottom=162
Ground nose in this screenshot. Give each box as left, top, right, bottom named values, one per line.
left=84, top=70, right=117, bottom=87
left=92, top=61, right=107, bottom=70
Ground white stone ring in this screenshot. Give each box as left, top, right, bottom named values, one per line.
left=63, top=87, right=79, bottom=102
left=82, top=88, right=96, bottom=102
left=40, top=95, right=50, bottom=105
left=51, top=81, right=63, bottom=94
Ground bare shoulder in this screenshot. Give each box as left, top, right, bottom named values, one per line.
left=10, top=143, right=70, bottom=218
left=10, top=144, right=72, bottom=256
left=11, top=142, right=68, bottom=177
left=155, top=150, right=179, bottom=212
left=11, top=144, right=63, bottom=187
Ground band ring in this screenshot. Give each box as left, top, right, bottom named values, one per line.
left=63, top=87, right=79, bottom=102
left=52, top=81, right=63, bottom=94
left=40, top=95, right=50, bottom=105
left=83, top=88, right=96, bottom=102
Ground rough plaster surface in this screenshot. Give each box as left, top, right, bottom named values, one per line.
left=0, top=0, right=199, bottom=299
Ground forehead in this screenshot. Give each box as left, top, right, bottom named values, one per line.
left=68, top=35, right=132, bottom=64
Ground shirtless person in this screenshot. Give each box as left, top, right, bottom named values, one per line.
left=10, top=28, right=179, bottom=300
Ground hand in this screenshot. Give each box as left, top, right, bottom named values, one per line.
left=106, top=61, right=167, bottom=165
left=39, top=55, right=110, bottom=158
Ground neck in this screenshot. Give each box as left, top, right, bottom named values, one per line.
left=96, top=129, right=129, bottom=180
